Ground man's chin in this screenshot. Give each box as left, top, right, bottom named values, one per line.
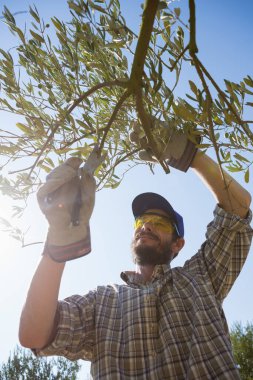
left=132, top=244, right=161, bottom=265
left=132, top=239, right=173, bottom=266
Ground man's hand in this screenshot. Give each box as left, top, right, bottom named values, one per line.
left=129, top=119, right=199, bottom=172
left=37, top=147, right=104, bottom=262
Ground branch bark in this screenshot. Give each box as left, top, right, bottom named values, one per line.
left=188, top=0, right=198, bottom=56
left=99, top=90, right=131, bottom=152
left=129, top=0, right=160, bottom=89
left=129, top=0, right=169, bottom=172
left=135, top=87, right=170, bottom=173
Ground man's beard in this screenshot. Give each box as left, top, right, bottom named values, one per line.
left=131, top=232, right=174, bottom=265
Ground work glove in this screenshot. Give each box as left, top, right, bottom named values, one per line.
left=129, top=119, right=199, bottom=172
left=37, top=147, right=104, bottom=262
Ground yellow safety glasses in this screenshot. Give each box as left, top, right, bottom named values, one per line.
left=134, top=213, right=176, bottom=234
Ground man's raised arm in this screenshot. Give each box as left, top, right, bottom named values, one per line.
left=19, top=148, right=103, bottom=349
left=19, top=257, right=65, bottom=349
left=191, top=152, right=251, bottom=218
left=130, top=120, right=251, bottom=218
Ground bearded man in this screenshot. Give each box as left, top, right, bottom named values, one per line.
left=19, top=138, right=252, bottom=379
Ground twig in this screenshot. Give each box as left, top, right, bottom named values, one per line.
left=192, top=56, right=235, bottom=212
left=27, top=80, right=126, bottom=178
left=195, top=57, right=253, bottom=140
left=8, top=165, right=34, bottom=175
left=98, top=90, right=131, bottom=153
left=22, top=241, right=44, bottom=248
left=170, top=44, right=189, bottom=72
left=97, top=147, right=141, bottom=188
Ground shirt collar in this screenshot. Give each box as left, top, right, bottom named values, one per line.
left=121, top=264, right=171, bottom=286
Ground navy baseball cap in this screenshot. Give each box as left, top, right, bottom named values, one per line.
left=132, top=192, right=184, bottom=237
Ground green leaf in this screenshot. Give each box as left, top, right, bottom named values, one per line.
left=3, top=6, right=16, bottom=25
left=30, top=30, right=44, bottom=43
left=172, top=102, right=195, bottom=121
left=244, top=168, right=250, bottom=183
left=88, top=0, right=106, bottom=13
left=174, top=8, right=181, bottom=17
left=51, top=17, right=64, bottom=32
left=16, top=123, right=31, bottom=135
left=244, top=75, right=253, bottom=88
left=234, top=153, right=250, bottom=163
left=105, top=40, right=125, bottom=48
left=0, top=48, right=11, bottom=60
left=14, top=27, right=26, bottom=44
left=226, top=165, right=242, bottom=173
left=158, top=1, right=168, bottom=11
left=213, top=116, right=223, bottom=125
left=189, top=80, right=198, bottom=95
left=29, top=6, right=40, bottom=23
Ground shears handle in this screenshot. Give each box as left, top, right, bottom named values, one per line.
left=70, top=179, right=82, bottom=226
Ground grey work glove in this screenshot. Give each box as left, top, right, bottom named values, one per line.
left=37, top=147, right=104, bottom=262
left=129, top=120, right=199, bottom=172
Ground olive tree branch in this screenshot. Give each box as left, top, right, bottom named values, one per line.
left=27, top=79, right=126, bottom=178
left=188, top=0, right=198, bottom=55
left=193, top=56, right=235, bottom=211
left=129, top=0, right=160, bottom=88
left=188, top=0, right=237, bottom=211
left=96, top=147, right=141, bottom=189
left=135, top=87, right=170, bottom=173
left=169, top=44, right=189, bottom=72
left=194, top=56, right=253, bottom=140
left=127, top=0, right=169, bottom=173
left=98, top=89, right=131, bottom=153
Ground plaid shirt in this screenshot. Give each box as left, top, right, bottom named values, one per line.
left=36, top=205, right=252, bottom=379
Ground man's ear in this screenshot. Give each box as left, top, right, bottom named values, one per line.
left=171, top=237, right=185, bottom=259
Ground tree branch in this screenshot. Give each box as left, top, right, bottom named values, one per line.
left=129, top=0, right=160, bottom=89
left=135, top=87, right=170, bottom=173
left=193, top=56, right=235, bottom=212
left=97, top=148, right=141, bottom=189
left=170, top=44, right=189, bottom=72
left=27, top=80, right=126, bottom=178
left=195, top=56, right=253, bottom=140
left=188, top=0, right=198, bottom=55
left=98, top=90, right=131, bottom=152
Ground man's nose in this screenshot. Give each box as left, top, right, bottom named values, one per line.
left=141, top=222, right=153, bottom=232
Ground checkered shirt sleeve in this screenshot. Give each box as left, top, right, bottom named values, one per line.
left=34, top=291, right=96, bottom=361
left=184, top=204, right=253, bottom=302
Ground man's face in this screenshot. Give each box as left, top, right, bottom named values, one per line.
left=131, top=209, right=178, bottom=265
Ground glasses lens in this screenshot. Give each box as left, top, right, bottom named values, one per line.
left=134, top=214, right=174, bottom=233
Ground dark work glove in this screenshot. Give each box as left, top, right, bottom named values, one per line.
left=129, top=120, right=199, bottom=172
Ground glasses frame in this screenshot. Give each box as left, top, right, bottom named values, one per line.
left=134, top=212, right=180, bottom=236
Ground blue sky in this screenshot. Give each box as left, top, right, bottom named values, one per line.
left=0, top=0, right=253, bottom=377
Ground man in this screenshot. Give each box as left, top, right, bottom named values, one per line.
left=19, top=131, right=252, bottom=379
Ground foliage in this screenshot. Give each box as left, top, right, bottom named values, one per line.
left=0, top=345, right=81, bottom=380
left=0, top=0, right=253, bottom=230
left=230, top=322, right=253, bottom=380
